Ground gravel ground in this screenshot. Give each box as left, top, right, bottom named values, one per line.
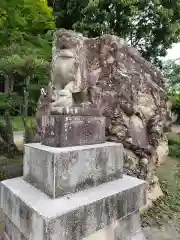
left=143, top=216, right=180, bottom=240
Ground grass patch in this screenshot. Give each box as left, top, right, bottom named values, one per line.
left=0, top=115, right=35, bottom=132
left=0, top=156, right=23, bottom=165
left=0, top=223, right=4, bottom=233
left=12, top=116, right=35, bottom=132
left=7, top=158, right=23, bottom=165
left=0, top=155, right=23, bottom=181
left=167, top=132, right=180, bottom=158
left=142, top=129, right=180, bottom=227
left=141, top=156, right=180, bottom=228
left=169, top=145, right=180, bottom=158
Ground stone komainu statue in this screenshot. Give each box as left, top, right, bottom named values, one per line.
left=36, top=29, right=171, bottom=202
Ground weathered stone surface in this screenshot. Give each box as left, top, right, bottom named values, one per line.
left=0, top=176, right=147, bottom=240
left=41, top=115, right=105, bottom=147
left=129, top=116, right=149, bottom=148
left=23, top=142, right=123, bottom=198
left=35, top=29, right=170, bottom=199
left=4, top=211, right=145, bottom=240
left=156, top=140, right=169, bottom=166
left=4, top=217, right=27, bottom=240
left=147, top=176, right=163, bottom=206
left=83, top=211, right=145, bottom=240
left=0, top=232, right=10, bottom=240
left=124, top=149, right=141, bottom=178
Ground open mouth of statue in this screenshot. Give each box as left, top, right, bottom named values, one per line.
left=59, top=50, right=74, bottom=58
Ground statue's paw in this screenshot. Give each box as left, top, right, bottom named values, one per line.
left=51, top=106, right=64, bottom=114
left=51, top=101, right=57, bottom=107
left=80, top=101, right=92, bottom=108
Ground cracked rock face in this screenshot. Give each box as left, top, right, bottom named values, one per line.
left=36, top=29, right=171, bottom=201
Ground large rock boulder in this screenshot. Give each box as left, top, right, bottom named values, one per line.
left=86, top=36, right=170, bottom=205
left=37, top=29, right=171, bottom=205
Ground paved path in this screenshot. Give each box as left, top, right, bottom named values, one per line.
left=13, top=131, right=23, bottom=144
left=172, top=124, right=180, bottom=134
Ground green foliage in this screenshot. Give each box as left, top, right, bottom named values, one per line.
left=49, top=0, right=180, bottom=65
left=10, top=116, right=35, bottom=131
left=142, top=178, right=180, bottom=227
left=163, top=59, right=180, bottom=93
left=174, top=95, right=180, bottom=117
left=0, top=44, right=50, bottom=76
left=169, top=145, right=180, bottom=158
left=0, top=0, right=55, bottom=115
left=142, top=160, right=180, bottom=227
left=167, top=133, right=180, bottom=158
left=23, top=118, right=36, bottom=143
left=142, top=133, right=180, bottom=227
left=0, top=93, right=10, bottom=109
left=163, top=59, right=180, bottom=116
left=0, top=0, right=55, bottom=156
left=0, top=0, right=55, bottom=45
left=0, top=92, right=23, bottom=110
left=0, top=44, right=50, bottom=113
left=168, top=137, right=180, bottom=146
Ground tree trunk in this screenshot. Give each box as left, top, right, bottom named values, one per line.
left=4, top=75, right=9, bottom=93
left=4, top=111, right=19, bottom=158
left=23, top=77, right=30, bottom=117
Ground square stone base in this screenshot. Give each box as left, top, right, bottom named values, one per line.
left=0, top=232, right=10, bottom=240
left=83, top=211, right=146, bottom=240
left=3, top=211, right=145, bottom=240
left=0, top=175, right=147, bottom=240
left=41, top=115, right=105, bottom=147
left=23, top=142, right=124, bottom=198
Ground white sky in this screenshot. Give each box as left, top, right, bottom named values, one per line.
left=163, top=42, right=180, bottom=61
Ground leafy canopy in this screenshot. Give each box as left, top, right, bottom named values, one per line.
left=0, top=0, right=55, bottom=45
left=0, top=0, right=55, bottom=111
left=163, top=59, right=180, bottom=94
left=163, top=59, right=180, bottom=115
left=49, top=0, right=180, bottom=66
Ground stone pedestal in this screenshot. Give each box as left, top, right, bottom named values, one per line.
left=1, top=176, right=146, bottom=240
left=23, top=142, right=124, bottom=198
left=0, top=115, right=147, bottom=239
left=41, top=115, right=105, bottom=147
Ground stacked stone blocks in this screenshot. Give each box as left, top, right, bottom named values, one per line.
left=0, top=115, right=147, bottom=240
